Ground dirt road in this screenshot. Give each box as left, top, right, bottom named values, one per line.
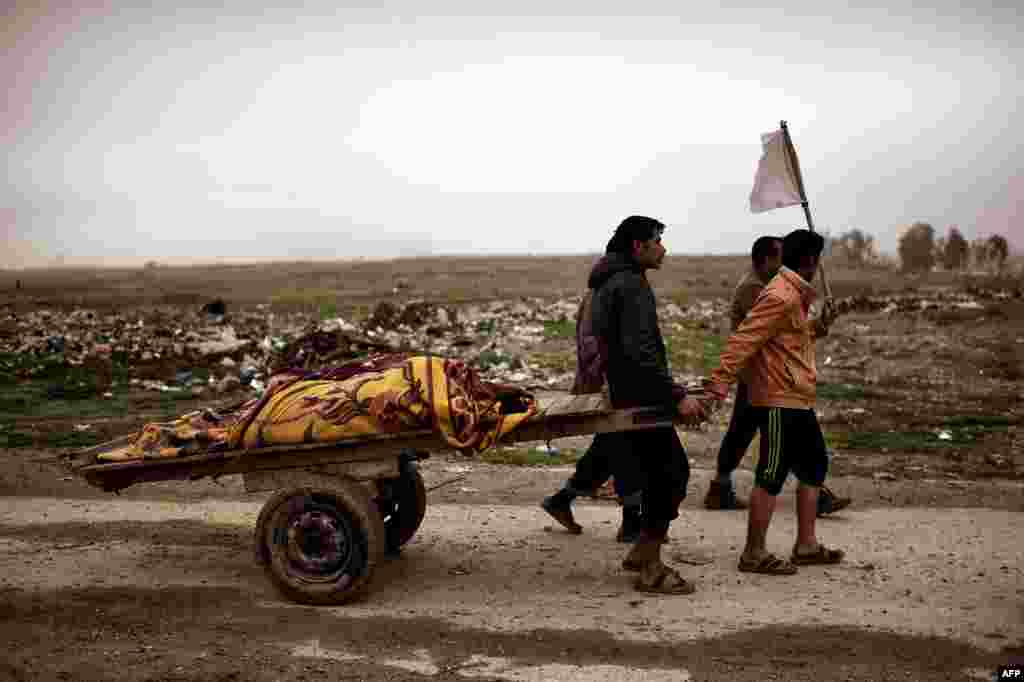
left=1, top=454, right=1021, bottom=682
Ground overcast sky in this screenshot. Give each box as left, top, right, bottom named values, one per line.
left=3, top=0, right=1021, bottom=268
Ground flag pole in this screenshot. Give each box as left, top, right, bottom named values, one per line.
left=779, top=120, right=833, bottom=302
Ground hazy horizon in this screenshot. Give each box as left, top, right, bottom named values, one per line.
left=5, top=1, right=1021, bottom=269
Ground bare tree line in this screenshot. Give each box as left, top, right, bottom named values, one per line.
left=823, top=225, right=1012, bottom=273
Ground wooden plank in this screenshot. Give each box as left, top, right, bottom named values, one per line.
left=537, top=393, right=609, bottom=417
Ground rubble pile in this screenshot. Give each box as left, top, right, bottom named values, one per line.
left=831, top=287, right=1020, bottom=316
left=2, top=284, right=1010, bottom=399
left=0, top=295, right=737, bottom=398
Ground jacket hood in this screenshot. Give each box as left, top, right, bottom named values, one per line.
left=587, top=253, right=639, bottom=290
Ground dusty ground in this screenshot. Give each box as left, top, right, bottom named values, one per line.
left=2, top=442, right=1021, bottom=681
left=1, top=259, right=1022, bottom=681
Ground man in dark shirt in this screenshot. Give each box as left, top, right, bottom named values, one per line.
left=545, top=215, right=706, bottom=595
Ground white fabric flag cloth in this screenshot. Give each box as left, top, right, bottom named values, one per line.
left=749, top=129, right=804, bottom=213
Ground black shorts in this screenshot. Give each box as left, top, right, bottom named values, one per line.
left=751, top=407, right=828, bottom=495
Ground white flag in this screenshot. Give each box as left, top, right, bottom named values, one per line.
left=749, top=129, right=804, bottom=213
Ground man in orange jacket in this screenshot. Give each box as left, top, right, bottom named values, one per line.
left=705, top=235, right=851, bottom=517
left=702, top=229, right=845, bottom=575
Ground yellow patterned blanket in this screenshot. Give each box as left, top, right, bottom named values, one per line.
left=98, top=354, right=536, bottom=462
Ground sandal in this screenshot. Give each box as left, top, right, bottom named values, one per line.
left=791, top=544, right=845, bottom=566
left=738, top=553, right=798, bottom=575
left=634, top=562, right=695, bottom=595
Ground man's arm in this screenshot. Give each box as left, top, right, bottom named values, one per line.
left=810, top=300, right=840, bottom=339
left=708, top=292, right=790, bottom=395
left=731, top=279, right=764, bottom=331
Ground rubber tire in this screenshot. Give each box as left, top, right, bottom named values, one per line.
left=255, top=487, right=296, bottom=566
left=258, top=476, right=385, bottom=605
left=380, top=466, right=427, bottom=551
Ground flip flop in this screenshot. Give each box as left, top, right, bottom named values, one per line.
left=738, top=553, right=798, bottom=575
left=791, top=545, right=845, bottom=566
left=634, top=563, right=695, bottom=595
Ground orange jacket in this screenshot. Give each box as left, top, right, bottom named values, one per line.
left=709, top=267, right=827, bottom=409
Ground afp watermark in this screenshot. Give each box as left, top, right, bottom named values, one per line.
left=997, top=666, right=1023, bottom=680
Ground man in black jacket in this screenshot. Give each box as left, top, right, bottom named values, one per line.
left=546, top=215, right=706, bottom=595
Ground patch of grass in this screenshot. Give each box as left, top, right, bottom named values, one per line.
left=318, top=302, right=339, bottom=320
left=700, top=333, right=725, bottom=373
left=0, top=423, right=33, bottom=448
left=945, top=415, right=1015, bottom=428
left=40, top=429, right=104, bottom=449
left=665, top=326, right=725, bottom=374
left=0, top=421, right=103, bottom=449
left=437, top=287, right=484, bottom=304
left=665, top=290, right=690, bottom=307
left=816, top=382, right=866, bottom=401
left=830, top=430, right=948, bottom=451
left=269, top=286, right=339, bottom=307
left=0, top=382, right=134, bottom=420
left=542, top=319, right=575, bottom=339
left=480, top=445, right=581, bottom=466
left=829, top=414, right=1013, bottom=452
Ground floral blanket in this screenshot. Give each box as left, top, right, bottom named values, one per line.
left=98, top=354, right=536, bottom=462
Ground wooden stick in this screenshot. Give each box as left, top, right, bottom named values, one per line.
left=780, top=120, right=833, bottom=301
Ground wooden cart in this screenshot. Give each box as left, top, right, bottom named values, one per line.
left=63, top=393, right=697, bottom=605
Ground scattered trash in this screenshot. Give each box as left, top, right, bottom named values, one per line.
left=2, top=285, right=1015, bottom=410
left=73, top=424, right=92, bottom=432
left=872, top=472, right=897, bottom=481
left=239, top=366, right=258, bottom=385
left=216, top=376, right=242, bottom=394
left=936, top=431, right=953, bottom=441
left=986, top=453, right=1009, bottom=467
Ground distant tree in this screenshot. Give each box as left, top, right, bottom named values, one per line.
left=933, top=236, right=946, bottom=267
left=833, top=228, right=877, bottom=265
left=987, top=234, right=1009, bottom=271
left=969, top=237, right=990, bottom=270
left=820, top=229, right=834, bottom=257
left=942, top=227, right=969, bottom=270
left=898, top=222, right=936, bottom=272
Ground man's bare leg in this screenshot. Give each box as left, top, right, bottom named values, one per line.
left=741, top=486, right=777, bottom=561
left=795, top=484, right=820, bottom=553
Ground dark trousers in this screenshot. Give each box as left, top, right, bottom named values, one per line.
left=607, top=426, right=689, bottom=537
left=715, top=381, right=759, bottom=477
left=566, top=432, right=617, bottom=495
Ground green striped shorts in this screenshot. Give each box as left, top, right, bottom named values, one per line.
left=752, top=407, right=828, bottom=495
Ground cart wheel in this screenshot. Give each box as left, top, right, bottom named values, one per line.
left=377, top=465, right=427, bottom=553
left=258, top=476, right=384, bottom=605
left=254, top=486, right=296, bottom=566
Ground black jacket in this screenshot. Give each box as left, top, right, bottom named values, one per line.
left=588, top=253, right=685, bottom=409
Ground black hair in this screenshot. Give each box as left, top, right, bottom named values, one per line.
left=605, top=216, right=666, bottom=255
left=751, top=235, right=782, bottom=268
left=781, top=229, right=825, bottom=270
